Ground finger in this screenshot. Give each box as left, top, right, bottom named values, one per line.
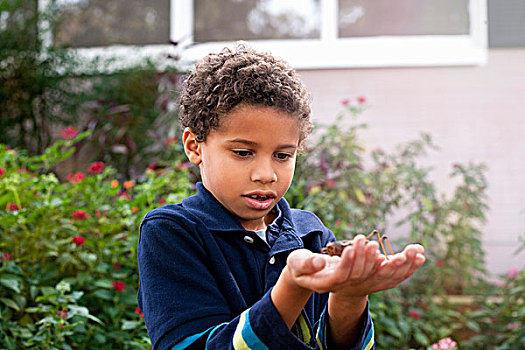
left=403, top=253, right=426, bottom=279
left=287, top=249, right=326, bottom=276
left=362, top=241, right=381, bottom=276
left=347, top=235, right=367, bottom=276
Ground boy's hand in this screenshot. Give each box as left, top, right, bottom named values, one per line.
left=286, top=234, right=425, bottom=296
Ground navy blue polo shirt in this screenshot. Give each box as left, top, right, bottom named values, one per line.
left=138, top=183, right=375, bottom=350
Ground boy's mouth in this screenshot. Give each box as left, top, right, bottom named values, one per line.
left=242, top=192, right=276, bottom=210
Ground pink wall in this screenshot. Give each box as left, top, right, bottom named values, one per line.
left=298, top=49, right=525, bottom=279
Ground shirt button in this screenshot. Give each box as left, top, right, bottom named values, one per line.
left=269, top=256, right=275, bottom=264
left=243, top=236, right=254, bottom=244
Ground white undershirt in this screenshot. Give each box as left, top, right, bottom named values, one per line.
left=254, top=229, right=267, bottom=243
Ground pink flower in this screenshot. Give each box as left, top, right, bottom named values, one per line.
left=57, top=309, right=69, bottom=319
left=341, top=98, right=350, bottom=106
left=507, top=322, right=519, bottom=330
left=176, top=161, right=192, bottom=170
left=72, top=210, right=88, bottom=221
left=436, top=260, right=445, bottom=268
left=159, top=197, right=167, bottom=205
left=357, top=96, right=366, bottom=103
left=0, top=167, right=5, bottom=178
left=135, top=307, right=144, bottom=318
left=59, top=126, right=78, bottom=140
left=409, top=309, right=422, bottom=320
left=88, top=162, right=106, bottom=174
left=0, top=252, right=13, bottom=262
left=431, top=337, right=457, bottom=349
left=5, top=203, right=20, bottom=211
left=164, top=136, right=177, bottom=146
left=335, top=219, right=342, bottom=226
left=72, top=236, right=86, bottom=247
left=147, top=163, right=158, bottom=170
left=506, top=267, right=520, bottom=279
left=112, top=280, right=126, bottom=293
left=66, top=172, right=86, bottom=183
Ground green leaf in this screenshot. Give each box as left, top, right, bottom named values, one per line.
left=423, top=197, right=433, bottom=211
left=0, top=277, right=21, bottom=293
left=121, top=320, right=141, bottom=330
left=93, top=289, right=113, bottom=300
left=0, top=297, right=20, bottom=311
left=355, top=188, right=366, bottom=203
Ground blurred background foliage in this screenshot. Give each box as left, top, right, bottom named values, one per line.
left=0, top=0, right=182, bottom=179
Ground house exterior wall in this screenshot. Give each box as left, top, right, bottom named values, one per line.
left=298, top=49, right=525, bottom=279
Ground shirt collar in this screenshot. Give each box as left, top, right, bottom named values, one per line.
left=182, top=182, right=297, bottom=232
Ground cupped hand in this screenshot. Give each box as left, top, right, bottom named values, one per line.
left=285, top=235, right=425, bottom=297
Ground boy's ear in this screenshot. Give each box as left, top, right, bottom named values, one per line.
left=182, top=127, right=202, bottom=165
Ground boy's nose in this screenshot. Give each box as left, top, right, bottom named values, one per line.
left=251, top=159, right=277, bottom=183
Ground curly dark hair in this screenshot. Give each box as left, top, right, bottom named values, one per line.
left=179, top=42, right=312, bottom=149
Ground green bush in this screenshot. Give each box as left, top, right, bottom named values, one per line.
left=0, top=135, right=193, bottom=349
left=1, top=98, right=503, bottom=349
left=286, top=98, right=489, bottom=348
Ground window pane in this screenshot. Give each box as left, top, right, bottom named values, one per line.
left=194, top=0, right=320, bottom=42
left=53, top=0, right=170, bottom=47
left=338, top=0, right=469, bottom=38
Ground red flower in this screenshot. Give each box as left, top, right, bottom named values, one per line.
left=112, top=280, right=126, bottom=293
left=335, top=219, right=342, bottom=226
left=57, top=308, right=69, bottom=319
left=147, top=163, right=158, bottom=170
left=113, top=262, right=122, bottom=271
left=135, top=307, right=144, bottom=318
left=131, top=206, right=139, bottom=214
left=436, top=260, right=445, bottom=268
left=119, top=191, right=131, bottom=200
left=357, top=96, right=367, bottom=104
left=5, top=203, right=19, bottom=211
left=0, top=167, right=5, bottom=178
left=66, top=172, right=86, bottom=183
left=409, top=309, right=422, bottom=320
left=325, top=179, right=336, bottom=188
left=59, top=126, right=78, bottom=140
left=159, top=197, right=167, bottom=205
left=72, top=210, right=88, bottom=221
left=341, top=98, right=350, bottom=106
left=72, top=236, right=86, bottom=247
left=164, top=136, right=177, bottom=146
left=0, top=252, right=13, bottom=261
left=88, top=162, right=106, bottom=174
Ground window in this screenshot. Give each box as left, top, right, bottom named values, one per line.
left=38, top=0, right=488, bottom=70
left=175, top=0, right=487, bottom=69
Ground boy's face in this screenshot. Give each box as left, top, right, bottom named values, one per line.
left=184, top=104, right=300, bottom=231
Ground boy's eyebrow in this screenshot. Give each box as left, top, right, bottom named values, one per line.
left=226, top=138, right=297, bottom=149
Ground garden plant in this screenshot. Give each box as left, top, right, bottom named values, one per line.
left=2, top=98, right=523, bottom=349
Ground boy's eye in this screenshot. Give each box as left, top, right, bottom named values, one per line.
left=275, top=152, right=292, bottom=160
left=233, top=150, right=252, bottom=157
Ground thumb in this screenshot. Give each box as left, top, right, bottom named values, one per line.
left=287, top=249, right=327, bottom=276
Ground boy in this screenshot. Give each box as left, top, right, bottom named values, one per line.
left=137, top=43, right=425, bottom=350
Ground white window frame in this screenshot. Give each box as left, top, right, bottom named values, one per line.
left=39, top=0, right=487, bottom=71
